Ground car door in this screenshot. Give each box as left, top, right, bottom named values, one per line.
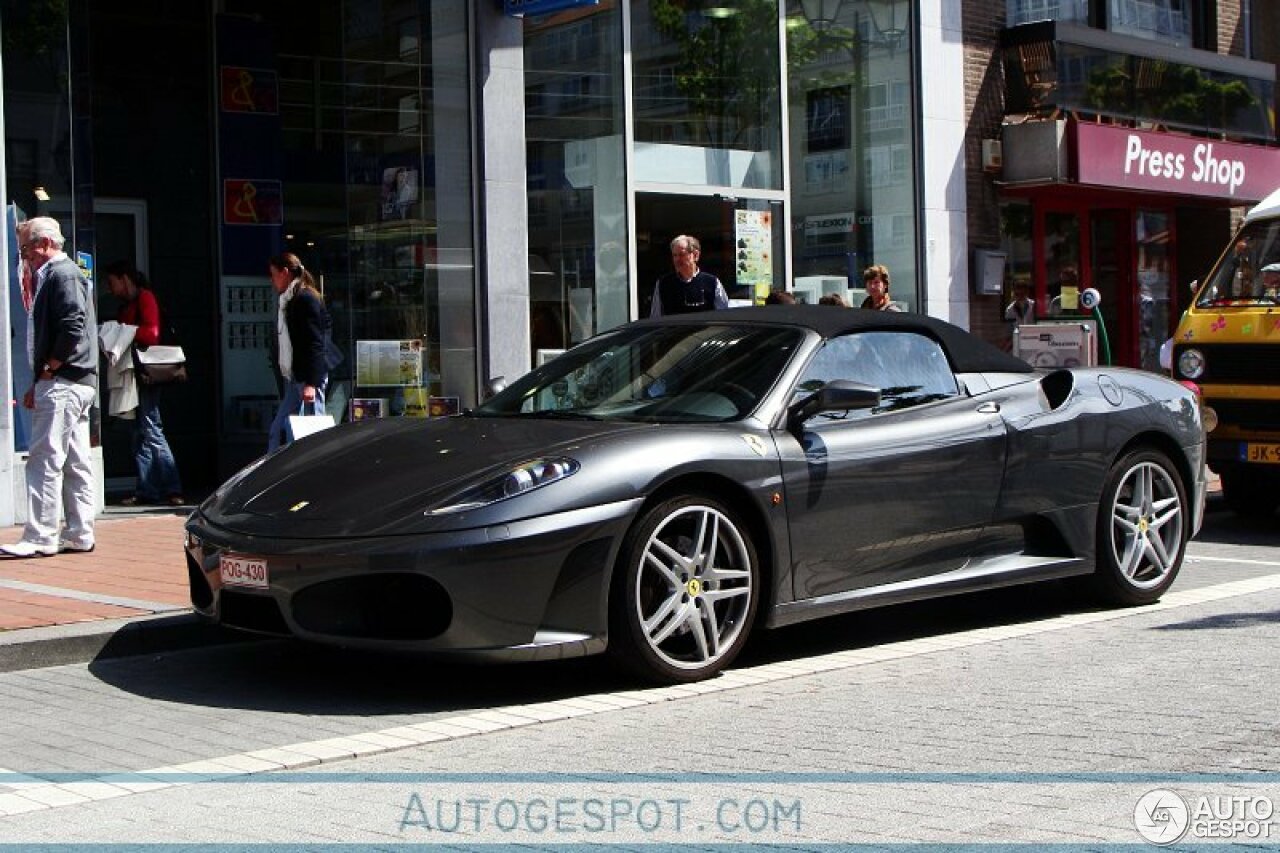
left=778, top=331, right=1008, bottom=599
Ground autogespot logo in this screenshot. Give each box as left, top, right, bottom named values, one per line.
left=1135, top=789, right=1190, bottom=845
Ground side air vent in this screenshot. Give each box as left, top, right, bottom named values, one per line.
left=187, top=552, right=213, bottom=610
left=1040, top=369, right=1074, bottom=410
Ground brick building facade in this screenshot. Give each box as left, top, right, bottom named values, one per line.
left=956, top=1, right=1277, bottom=367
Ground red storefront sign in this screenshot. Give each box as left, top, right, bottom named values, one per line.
left=219, top=66, right=279, bottom=114
left=223, top=179, right=283, bottom=225
left=1074, top=124, right=1280, bottom=203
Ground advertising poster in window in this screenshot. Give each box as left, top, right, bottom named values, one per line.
left=349, top=398, right=386, bottom=421
left=734, top=210, right=772, bottom=301
left=381, top=166, right=418, bottom=220
left=403, top=387, right=429, bottom=417
left=355, top=339, right=424, bottom=387
left=428, top=396, right=460, bottom=417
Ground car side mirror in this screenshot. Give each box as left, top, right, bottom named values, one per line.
left=1187, top=279, right=1198, bottom=296
left=788, top=379, right=880, bottom=426
left=484, top=376, right=507, bottom=399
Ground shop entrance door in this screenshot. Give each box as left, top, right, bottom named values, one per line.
left=1091, top=209, right=1134, bottom=367
left=94, top=198, right=150, bottom=494
left=635, top=193, right=783, bottom=317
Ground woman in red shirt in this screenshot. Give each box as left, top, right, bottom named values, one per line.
left=105, top=261, right=183, bottom=506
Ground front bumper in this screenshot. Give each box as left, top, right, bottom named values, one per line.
left=184, top=498, right=643, bottom=661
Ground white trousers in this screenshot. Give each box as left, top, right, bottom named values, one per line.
left=24, top=378, right=97, bottom=548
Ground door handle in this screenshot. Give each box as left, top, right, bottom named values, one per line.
left=976, top=402, right=1000, bottom=414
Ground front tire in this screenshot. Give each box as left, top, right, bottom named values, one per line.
left=1090, top=448, right=1188, bottom=606
left=609, top=494, right=759, bottom=683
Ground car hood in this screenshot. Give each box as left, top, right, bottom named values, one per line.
left=203, top=415, right=654, bottom=538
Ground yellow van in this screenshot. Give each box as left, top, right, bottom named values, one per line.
left=1171, top=187, right=1280, bottom=519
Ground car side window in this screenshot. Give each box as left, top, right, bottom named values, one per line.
left=794, top=331, right=959, bottom=419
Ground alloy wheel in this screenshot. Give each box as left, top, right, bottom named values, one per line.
left=633, top=503, right=754, bottom=672
left=1107, top=459, right=1184, bottom=590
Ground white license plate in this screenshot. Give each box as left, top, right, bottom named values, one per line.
left=220, top=554, right=269, bottom=589
left=1243, top=443, right=1280, bottom=465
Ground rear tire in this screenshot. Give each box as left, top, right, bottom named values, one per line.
left=1090, top=448, right=1187, bottom=606
left=609, top=494, right=759, bottom=684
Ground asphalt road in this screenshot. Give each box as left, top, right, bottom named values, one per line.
left=0, top=503, right=1277, bottom=847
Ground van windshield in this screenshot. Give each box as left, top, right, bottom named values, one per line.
left=1196, top=220, right=1280, bottom=308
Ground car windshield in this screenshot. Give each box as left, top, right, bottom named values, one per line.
left=474, top=324, right=805, bottom=423
left=1196, top=219, right=1280, bottom=308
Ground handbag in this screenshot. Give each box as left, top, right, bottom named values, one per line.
left=287, top=401, right=336, bottom=441
left=132, top=344, right=188, bottom=385
left=130, top=291, right=187, bottom=385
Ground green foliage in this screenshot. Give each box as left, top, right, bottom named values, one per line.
left=1086, top=59, right=1256, bottom=129
left=648, top=0, right=783, bottom=145
left=1, top=0, right=68, bottom=60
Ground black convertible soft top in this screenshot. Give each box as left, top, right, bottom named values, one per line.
left=637, top=304, right=1035, bottom=374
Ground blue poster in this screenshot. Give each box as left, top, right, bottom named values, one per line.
left=76, top=250, right=94, bottom=291
left=7, top=205, right=31, bottom=450
left=504, top=0, right=599, bottom=16
left=216, top=14, right=284, bottom=275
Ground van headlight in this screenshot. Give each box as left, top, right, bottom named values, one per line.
left=1177, top=348, right=1205, bottom=380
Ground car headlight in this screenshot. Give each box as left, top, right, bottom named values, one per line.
left=426, top=457, right=580, bottom=515
left=1177, top=348, right=1205, bottom=380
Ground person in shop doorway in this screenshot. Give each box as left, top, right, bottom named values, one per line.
left=106, top=261, right=184, bottom=507
left=267, top=252, right=335, bottom=452
left=649, top=235, right=728, bottom=316
left=1047, top=265, right=1079, bottom=316
left=1, top=217, right=98, bottom=558
left=1004, top=279, right=1036, bottom=326
left=860, top=264, right=901, bottom=311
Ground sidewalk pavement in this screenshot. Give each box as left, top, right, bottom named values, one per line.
left=0, top=507, right=202, bottom=670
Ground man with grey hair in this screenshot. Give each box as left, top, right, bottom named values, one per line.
left=1, top=216, right=99, bottom=557
left=649, top=234, right=728, bottom=317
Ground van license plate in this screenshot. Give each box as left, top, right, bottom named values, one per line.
left=220, top=554, right=269, bottom=589
left=1243, top=443, right=1280, bottom=464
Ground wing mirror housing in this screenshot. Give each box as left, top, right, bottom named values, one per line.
left=788, top=380, right=881, bottom=426
left=484, top=376, right=507, bottom=400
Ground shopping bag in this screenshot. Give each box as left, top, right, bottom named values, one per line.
left=132, top=344, right=188, bottom=385
left=287, top=401, right=335, bottom=441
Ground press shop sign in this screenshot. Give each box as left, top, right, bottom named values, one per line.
left=1075, top=123, right=1280, bottom=202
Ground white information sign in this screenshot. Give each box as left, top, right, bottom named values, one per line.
left=733, top=209, right=773, bottom=291
left=355, top=339, right=424, bottom=387
left=1012, top=322, right=1098, bottom=368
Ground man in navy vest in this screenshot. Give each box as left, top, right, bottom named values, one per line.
left=649, top=235, right=729, bottom=316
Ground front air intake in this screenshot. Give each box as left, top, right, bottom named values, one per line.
left=291, top=573, right=452, bottom=641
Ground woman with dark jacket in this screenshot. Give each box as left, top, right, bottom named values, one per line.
left=267, top=252, right=334, bottom=452
left=105, top=261, right=184, bottom=506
